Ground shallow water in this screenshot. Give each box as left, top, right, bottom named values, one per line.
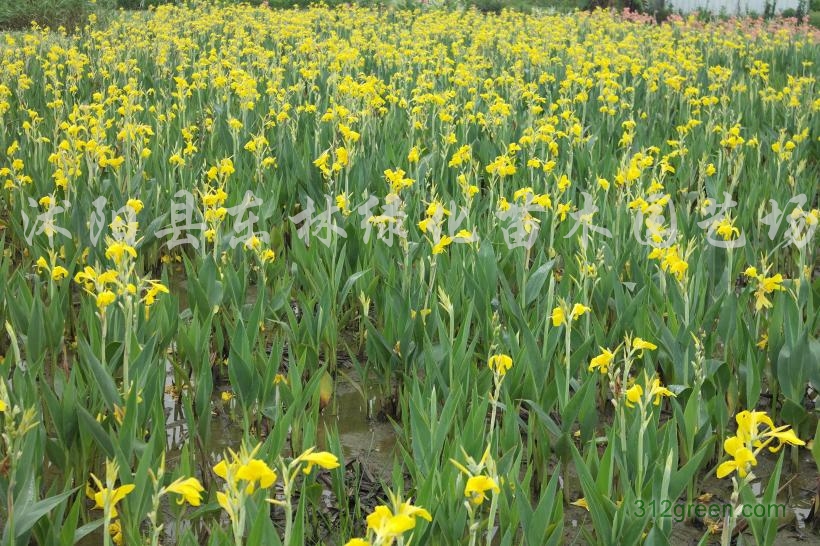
left=316, top=376, right=398, bottom=480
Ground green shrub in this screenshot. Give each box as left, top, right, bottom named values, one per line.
left=809, top=10, right=820, bottom=26
left=0, top=0, right=93, bottom=30
left=115, top=0, right=160, bottom=9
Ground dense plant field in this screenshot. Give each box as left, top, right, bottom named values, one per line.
left=0, top=4, right=818, bottom=545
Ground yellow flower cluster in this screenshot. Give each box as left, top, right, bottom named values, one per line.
left=346, top=493, right=431, bottom=546
left=625, top=377, right=674, bottom=408
left=648, top=244, right=689, bottom=282
left=488, top=353, right=513, bottom=377
left=551, top=301, right=591, bottom=327
left=202, top=186, right=229, bottom=243
left=35, top=255, right=68, bottom=281
left=716, top=410, right=804, bottom=479
left=744, top=266, right=786, bottom=312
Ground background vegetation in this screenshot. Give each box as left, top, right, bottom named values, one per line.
left=3, top=0, right=820, bottom=31
left=0, top=2, right=817, bottom=545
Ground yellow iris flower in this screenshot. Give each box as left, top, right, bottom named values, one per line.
left=717, top=410, right=804, bottom=479
left=464, top=475, right=500, bottom=505
left=89, top=475, right=135, bottom=519
left=488, top=354, right=513, bottom=376
left=165, top=476, right=205, bottom=506
left=588, top=348, right=615, bottom=374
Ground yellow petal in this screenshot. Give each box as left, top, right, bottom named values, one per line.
left=213, top=460, right=229, bottom=480
left=716, top=461, right=738, bottom=479
left=301, top=451, right=340, bottom=472
left=166, top=477, right=205, bottom=506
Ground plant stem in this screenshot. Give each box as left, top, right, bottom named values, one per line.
left=467, top=505, right=478, bottom=546
left=123, top=296, right=133, bottom=390
left=563, top=322, right=571, bottom=409
left=101, top=310, right=108, bottom=374
left=485, top=489, right=499, bottom=546
left=488, top=379, right=501, bottom=445
left=636, top=414, right=648, bottom=497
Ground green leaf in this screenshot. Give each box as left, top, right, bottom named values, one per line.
left=77, top=406, right=115, bottom=458
left=570, top=443, right=615, bottom=544
left=78, top=338, right=120, bottom=411
left=13, top=487, right=79, bottom=539
left=25, top=295, right=45, bottom=368
left=669, top=436, right=714, bottom=501
left=340, top=269, right=370, bottom=303
left=739, top=452, right=784, bottom=546
left=524, top=259, right=554, bottom=307
left=776, top=328, right=811, bottom=403
left=74, top=520, right=105, bottom=544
